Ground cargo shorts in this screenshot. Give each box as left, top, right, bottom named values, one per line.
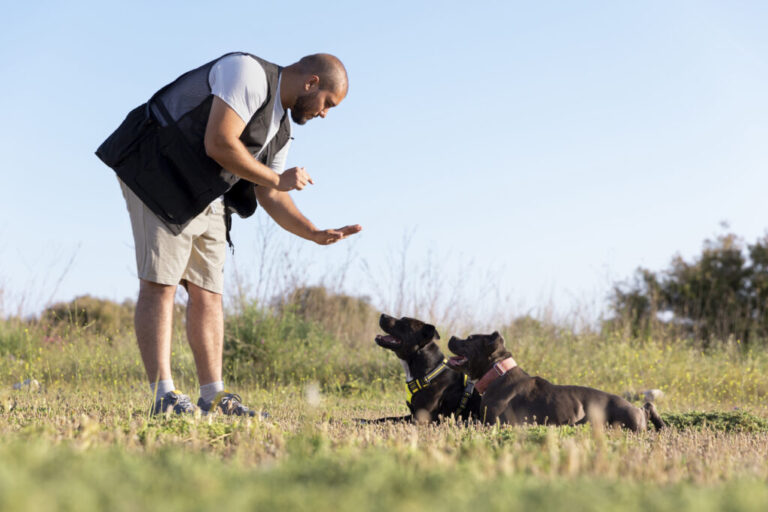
left=119, top=179, right=227, bottom=294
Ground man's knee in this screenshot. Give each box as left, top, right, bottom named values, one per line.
left=138, top=279, right=177, bottom=304
left=186, top=282, right=222, bottom=309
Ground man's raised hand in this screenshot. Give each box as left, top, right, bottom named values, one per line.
left=311, top=225, right=363, bottom=245
left=277, top=167, right=314, bottom=191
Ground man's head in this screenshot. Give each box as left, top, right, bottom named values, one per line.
left=286, top=53, right=348, bottom=125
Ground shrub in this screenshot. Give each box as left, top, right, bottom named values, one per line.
left=42, top=295, right=135, bottom=339
left=223, top=300, right=396, bottom=388
left=278, top=286, right=381, bottom=348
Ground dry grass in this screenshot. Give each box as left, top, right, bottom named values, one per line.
left=2, top=275, right=768, bottom=510
left=2, top=384, right=768, bottom=511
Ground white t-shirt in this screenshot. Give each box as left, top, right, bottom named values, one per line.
left=209, top=54, right=291, bottom=184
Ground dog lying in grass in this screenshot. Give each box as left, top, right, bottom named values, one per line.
left=447, top=331, right=665, bottom=431
left=371, top=314, right=480, bottom=423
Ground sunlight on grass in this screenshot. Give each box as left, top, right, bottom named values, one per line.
left=2, top=305, right=768, bottom=511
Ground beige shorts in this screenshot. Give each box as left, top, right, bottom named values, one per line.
left=119, top=179, right=227, bottom=294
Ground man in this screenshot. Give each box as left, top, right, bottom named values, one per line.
left=96, top=52, right=360, bottom=416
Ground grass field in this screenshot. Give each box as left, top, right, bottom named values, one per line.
left=2, top=303, right=768, bottom=511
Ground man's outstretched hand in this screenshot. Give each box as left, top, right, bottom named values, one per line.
left=310, top=224, right=362, bottom=245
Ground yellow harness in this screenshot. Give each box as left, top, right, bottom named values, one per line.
left=405, top=359, right=451, bottom=403
left=405, top=359, right=474, bottom=416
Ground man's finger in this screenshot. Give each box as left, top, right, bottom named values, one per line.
left=337, top=224, right=363, bottom=236
left=298, top=170, right=313, bottom=186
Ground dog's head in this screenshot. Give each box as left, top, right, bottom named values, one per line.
left=375, top=314, right=440, bottom=359
left=447, top=331, right=508, bottom=380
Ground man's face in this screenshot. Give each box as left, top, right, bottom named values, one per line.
left=291, top=88, right=344, bottom=125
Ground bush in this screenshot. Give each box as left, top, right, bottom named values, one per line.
left=42, top=295, right=136, bottom=339
left=223, top=300, right=396, bottom=388
left=279, top=286, right=381, bottom=348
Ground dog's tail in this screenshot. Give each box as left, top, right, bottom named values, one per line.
left=643, top=402, right=665, bottom=430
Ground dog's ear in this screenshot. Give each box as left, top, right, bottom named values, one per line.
left=421, top=324, right=439, bottom=341
left=486, top=331, right=504, bottom=348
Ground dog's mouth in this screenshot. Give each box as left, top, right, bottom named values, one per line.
left=447, top=355, right=468, bottom=370
left=375, top=334, right=402, bottom=349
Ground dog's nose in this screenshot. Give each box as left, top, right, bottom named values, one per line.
left=379, top=313, right=395, bottom=329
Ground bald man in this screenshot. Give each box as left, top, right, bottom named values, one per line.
left=96, top=52, right=360, bottom=416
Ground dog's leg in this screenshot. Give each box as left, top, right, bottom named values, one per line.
left=480, top=403, right=507, bottom=426
left=643, top=402, right=665, bottom=430
left=356, top=414, right=413, bottom=424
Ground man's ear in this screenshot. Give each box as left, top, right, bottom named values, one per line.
left=305, top=75, right=320, bottom=91
left=422, top=324, right=439, bottom=341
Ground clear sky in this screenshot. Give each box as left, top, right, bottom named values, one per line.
left=1, top=1, right=767, bottom=325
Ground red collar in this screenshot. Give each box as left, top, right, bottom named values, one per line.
left=474, top=357, right=518, bottom=395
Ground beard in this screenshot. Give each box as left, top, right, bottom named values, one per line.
left=290, top=92, right=317, bottom=125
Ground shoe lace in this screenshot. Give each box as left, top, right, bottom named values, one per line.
left=174, top=393, right=195, bottom=411
left=220, top=393, right=248, bottom=412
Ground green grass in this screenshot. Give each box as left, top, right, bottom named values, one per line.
left=2, top=385, right=768, bottom=512
left=662, top=411, right=768, bottom=432
left=2, top=307, right=768, bottom=511
left=2, top=439, right=768, bottom=512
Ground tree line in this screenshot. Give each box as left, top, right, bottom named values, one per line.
left=610, top=231, right=768, bottom=346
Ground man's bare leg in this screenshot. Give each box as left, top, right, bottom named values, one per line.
left=135, top=279, right=177, bottom=383
left=185, top=283, right=256, bottom=416
left=185, top=282, right=223, bottom=386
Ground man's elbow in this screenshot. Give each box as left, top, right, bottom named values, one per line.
left=255, top=187, right=281, bottom=208
left=203, top=135, right=220, bottom=161
left=204, top=134, right=232, bottom=163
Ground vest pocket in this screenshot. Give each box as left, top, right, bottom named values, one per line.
left=101, top=94, right=231, bottom=225
left=96, top=103, right=153, bottom=168
left=130, top=124, right=222, bottom=223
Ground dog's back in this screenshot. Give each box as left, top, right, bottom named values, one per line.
left=487, top=372, right=660, bottom=431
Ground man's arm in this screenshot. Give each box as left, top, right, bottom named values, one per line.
left=204, top=96, right=312, bottom=191
left=255, top=186, right=362, bottom=245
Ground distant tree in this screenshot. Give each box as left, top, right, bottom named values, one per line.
left=610, top=232, right=768, bottom=346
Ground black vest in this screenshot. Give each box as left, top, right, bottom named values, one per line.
left=95, top=52, right=291, bottom=235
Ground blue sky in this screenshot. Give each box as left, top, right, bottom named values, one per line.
left=1, top=1, right=767, bottom=323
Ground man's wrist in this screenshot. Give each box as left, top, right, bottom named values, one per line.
left=306, top=227, right=321, bottom=241
left=269, top=171, right=281, bottom=189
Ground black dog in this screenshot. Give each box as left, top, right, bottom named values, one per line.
left=370, top=314, right=480, bottom=423
left=447, top=331, right=665, bottom=431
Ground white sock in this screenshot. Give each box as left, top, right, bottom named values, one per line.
left=200, top=381, right=225, bottom=404
left=150, top=379, right=175, bottom=400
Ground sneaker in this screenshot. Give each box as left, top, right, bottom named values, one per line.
left=197, top=391, right=266, bottom=418
left=152, top=390, right=197, bottom=415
